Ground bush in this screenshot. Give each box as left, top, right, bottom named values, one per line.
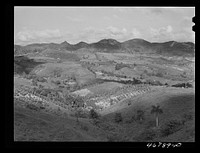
left=138, top=129, right=158, bottom=141
left=146, top=120, right=156, bottom=128
left=80, top=124, right=89, bottom=131
left=89, top=109, right=99, bottom=119
left=114, top=113, right=123, bottom=123
left=37, top=76, right=46, bottom=82
left=107, top=133, right=127, bottom=142
left=32, top=79, right=38, bottom=86
left=182, top=113, right=193, bottom=122
left=92, top=119, right=101, bottom=126
left=125, top=115, right=136, bottom=124
left=155, top=72, right=163, bottom=77
left=160, top=119, right=184, bottom=137
left=136, top=110, right=145, bottom=123
left=77, top=110, right=89, bottom=118
left=39, top=106, right=45, bottom=109
left=26, top=104, right=39, bottom=111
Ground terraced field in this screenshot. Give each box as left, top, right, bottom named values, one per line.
left=85, top=85, right=151, bottom=111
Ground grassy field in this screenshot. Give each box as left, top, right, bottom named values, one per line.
left=14, top=86, right=195, bottom=142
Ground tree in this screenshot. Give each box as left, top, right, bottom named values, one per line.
left=32, top=78, right=38, bottom=86
left=89, top=109, right=99, bottom=119
left=74, top=109, right=82, bottom=123
left=39, top=84, right=44, bottom=89
left=53, top=68, right=62, bottom=77
left=136, top=110, right=145, bottom=122
left=114, top=113, right=123, bottom=123
left=73, top=96, right=85, bottom=123
left=22, top=71, right=27, bottom=78
left=151, top=105, right=163, bottom=127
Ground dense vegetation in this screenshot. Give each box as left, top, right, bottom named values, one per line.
left=14, top=56, right=44, bottom=74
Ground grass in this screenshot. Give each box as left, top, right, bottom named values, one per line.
left=14, top=87, right=195, bottom=142
left=14, top=56, right=45, bottom=74
left=14, top=50, right=194, bottom=142
left=46, top=52, right=80, bottom=61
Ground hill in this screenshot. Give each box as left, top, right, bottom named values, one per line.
left=90, top=39, right=122, bottom=52
left=14, top=87, right=195, bottom=142
left=15, top=38, right=195, bottom=57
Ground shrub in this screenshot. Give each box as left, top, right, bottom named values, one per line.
left=26, top=104, right=39, bottom=111
left=160, top=119, right=184, bottom=137
left=89, top=109, right=99, bottom=119
left=138, top=129, right=158, bottom=141
left=182, top=113, right=193, bottom=122
left=32, top=79, right=38, bottom=86
left=107, top=133, right=127, bottom=142
left=144, top=70, right=148, bottom=74
left=77, top=110, right=89, bottom=118
left=125, top=115, right=136, bottom=124
left=52, top=68, right=62, bottom=77
left=37, top=76, right=46, bottom=82
left=146, top=120, right=156, bottom=128
left=114, top=113, right=123, bottom=123
left=39, top=106, right=45, bottom=109
left=155, top=72, right=163, bottom=77
left=80, top=124, right=89, bottom=131
left=92, top=119, right=101, bottom=126
left=136, top=110, right=145, bottom=122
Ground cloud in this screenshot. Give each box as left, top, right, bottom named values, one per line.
left=71, top=26, right=141, bottom=43
left=180, top=16, right=194, bottom=27
left=150, top=25, right=194, bottom=42
left=15, top=26, right=142, bottom=45
left=150, top=25, right=174, bottom=41
left=173, top=28, right=195, bottom=42
left=103, top=16, right=111, bottom=21
left=15, top=28, right=63, bottom=44
left=131, top=28, right=141, bottom=38
left=65, top=16, right=83, bottom=22
left=113, top=14, right=120, bottom=19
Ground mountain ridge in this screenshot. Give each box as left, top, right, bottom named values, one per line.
left=14, top=38, right=195, bottom=57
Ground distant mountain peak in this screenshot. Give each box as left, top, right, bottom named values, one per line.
left=14, top=38, right=195, bottom=57
left=76, top=41, right=88, bottom=45
left=60, top=41, right=71, bottom=45
left=127, top=38, right=151, bottom=44
left=97, top=39, right=120, bottom=45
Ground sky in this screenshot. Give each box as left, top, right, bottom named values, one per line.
left=14, top=7, right=195, bottom=45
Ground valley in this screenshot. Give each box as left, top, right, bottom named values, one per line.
left=14, top=38, right=195, bottom=142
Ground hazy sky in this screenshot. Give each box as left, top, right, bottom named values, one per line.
left=14, top=7, right=195, bottom=45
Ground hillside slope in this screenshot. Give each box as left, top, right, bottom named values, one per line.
left=14, top=87, right=195, bottom=142
left=14, top=38, right=195, bottom=57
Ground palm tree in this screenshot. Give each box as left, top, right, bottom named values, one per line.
left=151, top=105, right=163, bottom=127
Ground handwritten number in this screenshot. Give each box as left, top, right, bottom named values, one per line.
left=176, top=143, right=182, bottom=147
left=152, top=143, right=156, bottom=147
left=166, top=143, right=171, bottom=148
left=147, top=142, right=182, bottom=148
left=147, top=143, right=152, bottom=148
left=158, top=142, right=162, bottom=147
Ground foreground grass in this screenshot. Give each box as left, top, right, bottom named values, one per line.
left=14, top=90, right=195, bottom=142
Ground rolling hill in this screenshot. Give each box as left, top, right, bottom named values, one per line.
left=14, top=38, right=195, bottom=57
